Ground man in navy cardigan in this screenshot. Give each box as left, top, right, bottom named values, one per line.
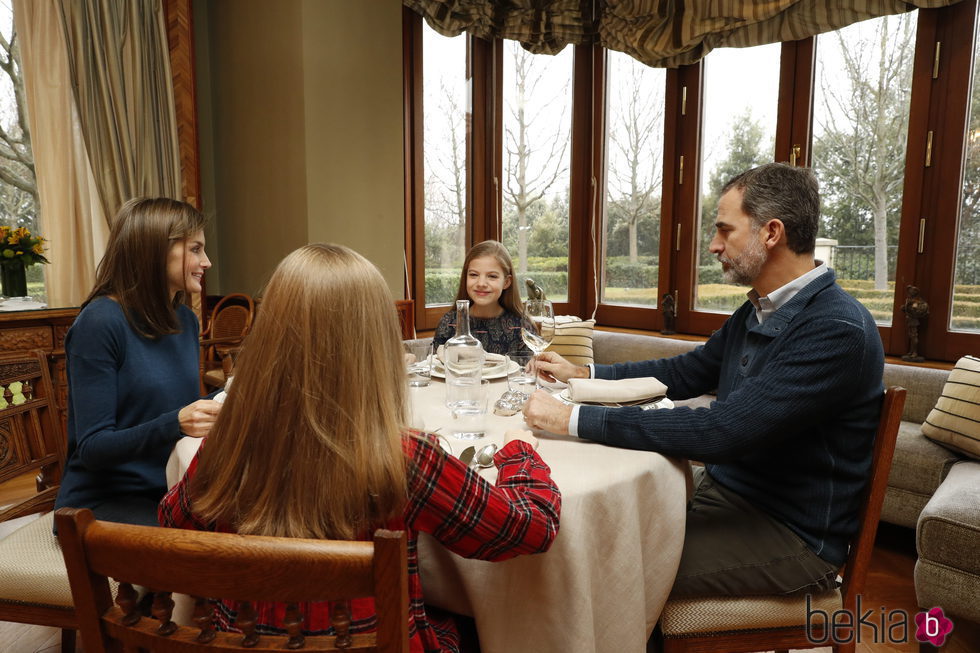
left=525, top=163, right=884, bottom=597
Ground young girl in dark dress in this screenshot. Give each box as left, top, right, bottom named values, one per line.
left=432, top=240, right=530, bottom=355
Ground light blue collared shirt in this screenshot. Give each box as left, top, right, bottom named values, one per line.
left=747, top=262, right=827, bottom=325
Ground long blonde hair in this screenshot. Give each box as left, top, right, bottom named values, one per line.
left=191, top=244, right=408, bottom=539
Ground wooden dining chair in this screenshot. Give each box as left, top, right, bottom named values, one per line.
left=199, top=293, right=254, bottom=391
left=0, top=351, right=77, bottom=651
left=657, top=386, right=907, bottom=653
left=55, top=507, right=410, bottom=652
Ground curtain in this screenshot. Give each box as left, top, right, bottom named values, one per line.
left=14, top=0, right=108, bottom=307
left=404, top=0, right=961, bottom=67
left=57, top=0, right=181, bottom=224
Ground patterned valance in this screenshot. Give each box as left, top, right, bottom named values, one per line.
left=404, top=0, right=962, bottom=67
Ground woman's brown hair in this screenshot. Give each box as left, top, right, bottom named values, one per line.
left=85, top=197, right=206, bottom=339
left=190, top=244, right=408, bottom=539
left=454, top=240, right=523, bottom=315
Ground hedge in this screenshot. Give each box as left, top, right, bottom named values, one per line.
left=605, top=262, right=658, bottom=288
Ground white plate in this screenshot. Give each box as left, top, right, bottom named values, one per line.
left=556, top=388, right=673, bottom=410
left=431, top=359, right=520, bottom=381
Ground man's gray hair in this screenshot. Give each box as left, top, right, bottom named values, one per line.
left=721, top=163, right=819, bottom=254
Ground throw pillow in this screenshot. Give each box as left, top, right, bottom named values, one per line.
left=922, top=355, right=980, bottom=460
left=546, top=316, right=596, bottom=365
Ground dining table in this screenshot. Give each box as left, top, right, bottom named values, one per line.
left=166, top=373, right=689, bottom=653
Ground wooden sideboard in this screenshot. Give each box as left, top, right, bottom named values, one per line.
left=0, top=307, right=79, bottom=439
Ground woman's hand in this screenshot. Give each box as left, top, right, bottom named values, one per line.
left=504, top=428, right=538, bottom=449
left=178, top=399, right=222, bottom=438
left=531, top=351, right=590, bottom=383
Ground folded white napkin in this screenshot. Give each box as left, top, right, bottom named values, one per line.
left=567, top=376, right=667, bottom=404
left=434, top=350, right=507, bottom=374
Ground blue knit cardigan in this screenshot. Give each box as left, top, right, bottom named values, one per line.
left=578, top=269, right=884, bottom=566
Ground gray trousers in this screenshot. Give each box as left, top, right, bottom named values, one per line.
left=669, top=465, right=840, bottom=598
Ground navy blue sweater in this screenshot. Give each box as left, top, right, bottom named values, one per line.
left=54, top=297, right=201, bottom=513
left=578, top=270, right=884, bottom=566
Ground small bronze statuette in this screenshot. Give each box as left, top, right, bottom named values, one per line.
left=525, top=278, right=546, bottom=301
left=661, top=293, right=677, bottom=335
left=901, top=285, right=929, bottom=362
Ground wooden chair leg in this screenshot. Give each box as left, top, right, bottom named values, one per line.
left=61, top=628, right=76, bottom=652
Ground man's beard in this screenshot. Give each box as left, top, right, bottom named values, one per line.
left=718, top=233, right=766, bottom=286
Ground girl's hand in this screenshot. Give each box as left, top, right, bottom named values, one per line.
left=178, top=399, right=222, bottom=438
left=504, top=428, right=538, bottom=449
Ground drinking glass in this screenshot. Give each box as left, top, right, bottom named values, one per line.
left=521, top=300, right=555, bottom=387
left=507, top=351, right=536, bottom=402
left=404, top=341, right=433, bottom=387
left=449, top=379, right=489, bottom=440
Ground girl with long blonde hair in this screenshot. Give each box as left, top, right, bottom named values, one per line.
left=161, top=244, right=560, bottom=652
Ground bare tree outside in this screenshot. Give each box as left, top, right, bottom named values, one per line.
left=605, top=56, right=663, bottom=264
left=421, top=26, right=468, bottom=305
left=602, top=52, right=665, bottom=307
left=813, top=13, right=915, bottom=294
left=694, top=44, right=778, bottom=313
left=502, top=43, right=570, bottom=278
left=0, top=5, right=37, bottom=231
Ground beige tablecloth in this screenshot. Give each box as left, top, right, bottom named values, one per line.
left=167, top=378, right=688, bottom=653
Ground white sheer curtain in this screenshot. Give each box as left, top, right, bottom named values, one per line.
left=14, top=0, right=108, bottom=307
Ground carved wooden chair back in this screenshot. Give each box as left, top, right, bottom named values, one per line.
left=200, top=293, right=255, bottom=390
left=0, top=350, right=76, bottom=650
left=56, top=508, right=410, bottom=653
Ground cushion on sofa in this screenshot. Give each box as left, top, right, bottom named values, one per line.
left=916, top=461, right=980, bottom=577
left=882, top=362, right=950, bottom=424
left=545, top=316, right=595, bottom=365
left=592, top=331, right=700, bottom=366
left=887, top=422, right=962, bottom=495
left=881, top=487, right=932, bottom=529
left=921, top=355, right=980, bottom=460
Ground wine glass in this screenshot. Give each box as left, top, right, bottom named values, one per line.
left=521, top=299, right=555, bottom=387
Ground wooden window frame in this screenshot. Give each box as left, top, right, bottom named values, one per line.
left=403, top=2, right=980, bottom=361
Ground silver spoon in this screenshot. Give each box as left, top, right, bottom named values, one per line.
left=474, top=443, right=498, bottom=468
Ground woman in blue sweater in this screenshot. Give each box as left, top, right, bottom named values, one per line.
left=54, top=198, right=221, bottom=526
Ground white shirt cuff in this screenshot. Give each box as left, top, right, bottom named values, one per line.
left=568, top=405, right=581, bottom=437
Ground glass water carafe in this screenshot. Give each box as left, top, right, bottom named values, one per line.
left=444, top=300, right=485, bottom=408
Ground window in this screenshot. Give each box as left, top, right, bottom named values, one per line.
left=0, top=2, right=43, bottom=302
left=951, top=23, right=980, bottom=334
left=601, top=50, right=665, bottom=309
left=812, top=13, right=917, bottom=326
left=421, top=24, right=469, bottom=307
left=405, top=1, right=980, bottom=361
left=695, top=43, right=780, bottom=314
left=500, top=42, right=573, bottom=302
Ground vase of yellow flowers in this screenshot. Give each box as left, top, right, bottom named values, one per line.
left=1, top=225, right=49, bottom=298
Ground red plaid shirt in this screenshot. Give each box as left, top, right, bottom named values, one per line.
left=158, top=432, right=561, bottom=653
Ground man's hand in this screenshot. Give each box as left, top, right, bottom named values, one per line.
left=531, top=351, right=590, bottom=384
left=523, top=389, right=573, bottom=436
left=178, top=399, right=222, bottom=438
